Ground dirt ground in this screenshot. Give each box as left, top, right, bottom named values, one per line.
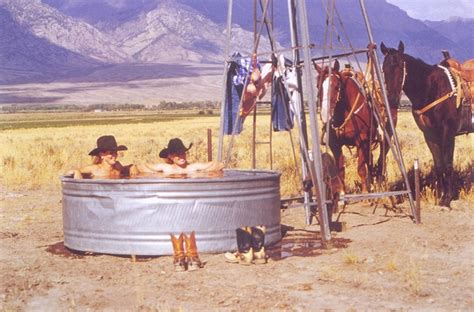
left=1, top=188, right=473, bottom=311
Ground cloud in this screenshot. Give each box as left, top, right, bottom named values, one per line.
left=386, top=0, right=473, bottom=21
left=104, top=0, right=127, bottom=8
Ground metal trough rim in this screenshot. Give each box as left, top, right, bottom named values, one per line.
left=60, top=169, right=281, bottom=184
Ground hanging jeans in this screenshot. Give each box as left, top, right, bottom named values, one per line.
left=223, top=63, right=244, bottom=135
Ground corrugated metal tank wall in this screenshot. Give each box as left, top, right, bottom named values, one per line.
left=61, top=170, right=282, bottom=255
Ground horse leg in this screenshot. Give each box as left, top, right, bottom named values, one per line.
left=329, top=141, right=346, bottom=194
left=422, top=132, right=443, bottom=204
left=440, top=133, right=456, bottom=207
left=357, top=141, right=371, bottom=193
left=376, top=115, right=396, bottom=184
left=375, top=139, right=390, bottom=184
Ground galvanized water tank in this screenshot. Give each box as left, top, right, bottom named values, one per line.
left=61, top=170, right=281, bottom=255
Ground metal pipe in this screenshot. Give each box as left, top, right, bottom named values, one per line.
left=325, top=0, right=335, bottom=155
left=252, top=0, right=257, bottom=169
left=288, top=0, right=313, bottom=225
left=223, top=0, right=273, bottom=166
left=414, top=159, right=421, bottom=224
left=258, top=0, right=276, bottom=51
left=269, top=112, right=273, bottom=170
left=309, top=49, right=369, bottom=63
left=252, top=0, right=270, bottom=55
left=296, top=0, right=331, bottom=246
left=359, top=0, right=418, bottom=223
left=218, top=0, right=234, bottom=162
left=207, top=128, right=212, bottom=162
left=252, top=107, right=257, bottom=169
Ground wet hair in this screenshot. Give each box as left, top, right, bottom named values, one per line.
left=92, top=155, right=102, bottom=165
left=92, top=150, right=114, bottom=164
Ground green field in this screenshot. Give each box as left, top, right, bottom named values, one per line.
left=0, top=110, right=220, bottom=131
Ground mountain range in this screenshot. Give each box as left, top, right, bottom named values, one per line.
left=0, top=0, right=472, bottom=85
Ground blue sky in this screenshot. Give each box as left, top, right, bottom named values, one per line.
left=386, top=0, right=473, bottom=21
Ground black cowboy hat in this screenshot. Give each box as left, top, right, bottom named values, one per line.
left=88, top=135, right=128, bottom=156
left=159, top=138, right=193, bottom=158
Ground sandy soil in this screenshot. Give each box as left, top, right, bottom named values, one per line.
left=0, top=188, right=473, bottom=311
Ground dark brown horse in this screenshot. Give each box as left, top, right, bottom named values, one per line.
left=380, top=41, right=462, bottom=207
left=315, top=60, right=378, bottom=193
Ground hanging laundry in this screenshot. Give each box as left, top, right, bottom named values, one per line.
left=223, top=52, right=272, bottom=135
left=223, top=52, right=247, bottom=135
left=271, top=75, right=294, bottom=131
left=271, top=55, right=295, bottom=131
left=240, top=54, right=263, bottom=119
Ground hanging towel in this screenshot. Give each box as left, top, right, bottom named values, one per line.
left=271, top=75, right=294, bottom=131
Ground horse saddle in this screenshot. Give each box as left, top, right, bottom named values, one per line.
left=446, top=58, right=474, bottom=135
left=440, top=55, right=474, bottom=135
left=444, top=58, right=474, bottom=82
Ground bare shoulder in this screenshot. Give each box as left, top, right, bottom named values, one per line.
left=188, top=161, right=224, bottom=172
left=80, top=165, right=97, bottom=173
left=146, top=162, right=171, bottom=172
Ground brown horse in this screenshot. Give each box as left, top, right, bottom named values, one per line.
left=315, top=60, right=378, bottom=193
left=380, top=41, right=463, bottom=207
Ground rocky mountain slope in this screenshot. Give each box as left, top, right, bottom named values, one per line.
left=0, top=5, right=102, bottom=84
left=0, top=0, right=472, bottom=85
left=2, top=0, right=127, bottom=63
left=110, top=1, right=269, bottom=63
left=424, top=18, right=474, bottom=58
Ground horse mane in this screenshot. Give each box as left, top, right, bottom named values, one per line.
left=399, top=50, right=455, bottom=112
left=403, top=53, right=436, bottom=75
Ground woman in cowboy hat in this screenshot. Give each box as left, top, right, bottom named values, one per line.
left=66, top=135, right=133, bottom=179
left=134, top=138, right=224, bottom=175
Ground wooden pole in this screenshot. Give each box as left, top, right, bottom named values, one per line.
left=414, top=158, right=421, bottom=224
left=207, top=128, right=212, bottom=162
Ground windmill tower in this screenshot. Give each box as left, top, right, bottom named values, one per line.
left=217, top=0, right=417, bottom=247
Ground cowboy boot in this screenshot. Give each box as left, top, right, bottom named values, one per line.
left=170, top=233, right=186, bottom=272
left=251, top=226, right=267, bottom=264
left=224, top=227, right=253, bottom=265
left=184, top=231, right=203, bottom=271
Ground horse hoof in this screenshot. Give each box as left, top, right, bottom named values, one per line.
left=439, top=196, right=452, bottom=208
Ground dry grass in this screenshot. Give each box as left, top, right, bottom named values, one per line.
left=386, top=259, right=398, bottom=272
left=0, top=111, right=472, bottom=201
left=342, top=251, right=360, bottom=265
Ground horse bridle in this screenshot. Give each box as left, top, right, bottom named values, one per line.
left=324, top=73, right=342, bottom=104
left=330, top=75, right=366, bottom=136
left=384, top=53, right=407, bottom=96
left=400, top=61, right=407, bottom=92
left=318, top=72, right=342, bottom=123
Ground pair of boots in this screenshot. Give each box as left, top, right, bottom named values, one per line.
left=224, top=226, right=267, bottom=265
left=170, top=231, right=203, bottom=272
